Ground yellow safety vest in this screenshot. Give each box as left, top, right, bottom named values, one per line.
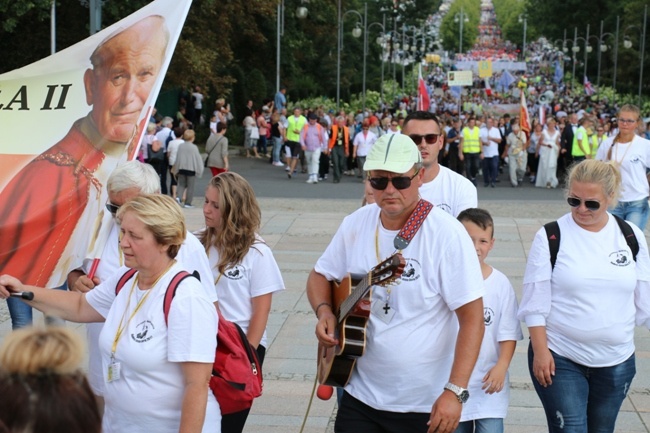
left=462, top=127, right=481, bottom=153
left=572, top=126, right=589, bottom=157
left=286, top=115, right=306, bottom=142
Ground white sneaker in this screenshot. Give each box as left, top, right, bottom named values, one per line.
left=273, top=161, right=284, bottom=167
left=183, top=204, right=195, bottom=209
left=306, top=178, right=314, bottom=184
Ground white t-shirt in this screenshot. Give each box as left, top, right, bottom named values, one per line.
left=206, top=238, right=284, bottom=348
left=314, top=204, right=484, bottom=412
left=82, top=225, right=217, bottom=396
left=193, top=92, right=204, bottom=110
left=155, top=127, right=175, bottom=152
left=353, top=130, right=378, bottom=157
left=596, top=135, right=650, bottom=201
left=167, top=138, right=184, bottom=166
left=480, top=126, right=501, bottom=158
left=86, top=262, right=219, bottom=433
left=461, top=268, right=523, bottom=422
left=518, top=213, right=650, bottom=367
left=419, top=166, right=478, bottom=217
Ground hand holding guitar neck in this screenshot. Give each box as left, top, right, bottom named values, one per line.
left=317, top=253, right=406, bottom=388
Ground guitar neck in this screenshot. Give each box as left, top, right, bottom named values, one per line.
left=337, top=274, right=371, bottom=322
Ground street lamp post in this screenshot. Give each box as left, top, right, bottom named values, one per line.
left=336, top=4, right=363, bottom=109
left=518, top=14, right=528, bottom=61
left=367, top=13, right=387, bottom=108
left=454, top=8, right=469, bottom=54
left=623, top=5, right=648, bottom=107
left=572, top=27, right=579, bottom=91
left=276, top=1, right=309, bottom=97
left=640, top=5, right=647, bottom=106
left=595, top=19, right=617, bottom=97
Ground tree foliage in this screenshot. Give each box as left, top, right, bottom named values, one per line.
left=4, top=0, right=650, bottom=110
left=439, top=0, right=481, bottom=54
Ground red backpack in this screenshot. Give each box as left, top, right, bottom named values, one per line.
left=115, top=269, right=263, bottom=415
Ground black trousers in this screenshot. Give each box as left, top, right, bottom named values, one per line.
left=335, top=391, right=430, bottom=433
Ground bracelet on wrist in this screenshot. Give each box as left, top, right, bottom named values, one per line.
left=315, top=302, right=332, bottom=318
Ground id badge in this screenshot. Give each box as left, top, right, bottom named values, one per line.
left=107, top=360, right=121, bottom=382
left=371, top=301, right=396, bottom=324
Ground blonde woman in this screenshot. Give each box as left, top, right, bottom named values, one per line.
left=0, top=327, right=101, bottom=433
left=0, top=195, right=220, bottom=433
left=596, top=104, right=650, bottom=230
left=200, top=172, right=285, bottom=433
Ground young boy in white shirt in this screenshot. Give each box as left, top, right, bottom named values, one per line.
left=456, top=208, right=523, bottom=433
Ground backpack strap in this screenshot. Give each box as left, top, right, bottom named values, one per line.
left=162, top=270, right=201, bottom=326
left=612, top=215, right=639, bottom=262
left=115, top=269, right=138, bottom=295
left=544, top=216, right=639, bottom=271
left=543, top=221, right=561, bottom=270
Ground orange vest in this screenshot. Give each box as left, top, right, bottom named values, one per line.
left=328, top=125, right=350, bottom=150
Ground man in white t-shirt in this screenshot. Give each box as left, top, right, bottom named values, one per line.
left=480, top=117, right=502, bottom=187
left=403, top=111, right=477, bottom=217
left=307, top=134, right=485, bottom=433
left=155, top=117, right=175, bottom=195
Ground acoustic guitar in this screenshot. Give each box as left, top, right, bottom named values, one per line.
left=317, top=253, right=405, bottom=387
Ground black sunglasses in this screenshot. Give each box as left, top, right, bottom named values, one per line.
left=567, top=197, right=601, bottom=211
left=106, top=202, right=120, bottom=215
left=369, top=171, right=419, bottom=191
left=409, top=133, right=440, bottom=145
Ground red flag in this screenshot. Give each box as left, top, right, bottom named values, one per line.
left=484, top=78, right=492, bottom=96
left=417, top=65, right=430, bottom=111
left=520, top=91, right=531, bottom=139
left=584, top=76, right=595, bottom=96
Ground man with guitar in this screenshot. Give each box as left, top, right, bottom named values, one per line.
left=307, top=134, right=485, bottom=433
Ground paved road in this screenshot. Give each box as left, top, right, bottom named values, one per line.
left=193, top=147, right=566, bottom=203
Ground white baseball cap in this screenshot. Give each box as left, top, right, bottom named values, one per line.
left=364, top=134, right=421, bottom=174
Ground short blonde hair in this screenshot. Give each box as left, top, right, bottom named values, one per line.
left=0, top=327, right=101, bottom=433
left=0, top=327, right=84, bottom=375
left=566, top=159, right=621, bottom=205
left=183, top=129, right=196, bottom=141
left=117, top=194, right=186, bottom=259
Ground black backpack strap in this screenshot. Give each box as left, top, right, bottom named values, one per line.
left=543, top=221, right=561, bottom=270
left=612, top=215, right=639, bottom=262
left=115, top=269, right=138, bottom=295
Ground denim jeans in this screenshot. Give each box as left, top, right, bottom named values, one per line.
left=482, top=156, right=499, bottom=185
left=528, top=343, right=635, bottom=433
left=611, top=198, right=650, bottom=231
left=272, top=136, right=283, bottom=163
left=455, top=418, right=503, bottom=433
left=7, top=283, right=68, bottom=329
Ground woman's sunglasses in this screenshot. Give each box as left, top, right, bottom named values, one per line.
left=408, top=134, right=440, bottom=145
left=369, top=171, right=419, bottom=190
left=567, top=197, right=601, bottom=211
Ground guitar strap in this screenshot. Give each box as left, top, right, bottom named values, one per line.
left=394, top=199, right=434, bottom=250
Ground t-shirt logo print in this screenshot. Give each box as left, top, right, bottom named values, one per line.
left=609, top=250, right=632, bottom=267
left=225, top=265, right=245, bottom=280
left=484, top=307, right=495, bottom=326
left=132, top=320, right=154, bottom=343
left=400, top=258, right=421, bottom=282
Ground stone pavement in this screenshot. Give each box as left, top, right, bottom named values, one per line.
left=1, top=197, right=650, bottom=432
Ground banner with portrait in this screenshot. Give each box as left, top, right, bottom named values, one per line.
left=0, top=0, right=192, bottom=287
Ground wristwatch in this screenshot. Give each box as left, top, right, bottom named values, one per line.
left=444, top=382, right=469, bottom=404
